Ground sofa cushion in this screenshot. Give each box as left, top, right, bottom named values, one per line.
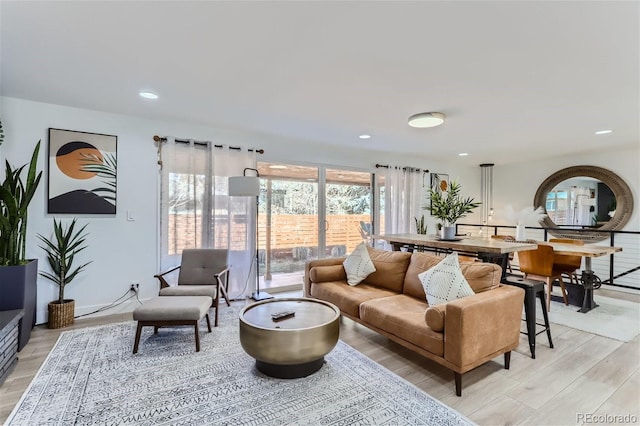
left=343, top=242, right=376, bottom=286
left=310, top=281, right=397, bottom=318
left=309, top=265, right=347, bottom=283
left=418, top=252, right=475, bottom=306
left=403, top=252, right=442, bottom=299
left=359, top=295, right=444, bottom=356
left=363, top=248, right=412, bottom=292
left=459, top=262, right=502, bottom=293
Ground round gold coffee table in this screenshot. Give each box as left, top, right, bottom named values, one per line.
left=239, top=297, right=340, bottom=379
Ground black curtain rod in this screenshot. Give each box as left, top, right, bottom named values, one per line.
left=375, top=163, right=429, bottom=173
left=153, top=135, right=264, bottom=154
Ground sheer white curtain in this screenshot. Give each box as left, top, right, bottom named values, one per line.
left=384, top=167, right=423, bottom=234
left=158, top=138, right=257, bottom=299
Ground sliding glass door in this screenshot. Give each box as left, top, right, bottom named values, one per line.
left=325, top=169, right=372, bottom=258
left=257, top=162, right=374, bottom=291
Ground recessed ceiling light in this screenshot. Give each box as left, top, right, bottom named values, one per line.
left=139, top=91, right=158, bottom=100
left=458, top=153, right=469, bottom=156
left=408, top=112, right=445, bottom=128
left=595, top=129, right=613, bottom=135
left=359, top=134, right=371, bottom=139
left=269, top=165, right=287, bottom=169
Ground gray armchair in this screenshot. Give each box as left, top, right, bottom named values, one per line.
left=154, top=249, right=231, bottom=326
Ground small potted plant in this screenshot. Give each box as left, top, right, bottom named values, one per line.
left=426, top=181, right=480, bottom=240
left=38, top=218, right=91, bottom=329
left=414, top=215, right=428, bottom=235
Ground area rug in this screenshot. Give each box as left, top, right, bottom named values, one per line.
left=7, top=304, right=473, bottom=425
left=540, top=295, right=640, bottom=342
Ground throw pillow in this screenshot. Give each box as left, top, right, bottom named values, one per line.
left=343, top=242, right=376, bottom=286
left=418, top=252, right=475, bottom=306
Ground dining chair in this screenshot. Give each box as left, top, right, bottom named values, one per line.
left=491, top=235, right=515, bottom=272
left=548, top=238, right=584, bottom=285
left=154, top=248, right=231, bottom=326
left=517, top=243, right=568, bottom=311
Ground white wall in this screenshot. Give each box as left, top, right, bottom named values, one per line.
left=1, top=96, right=453, bottom=323
left=3, top=97, right=636, bottom=323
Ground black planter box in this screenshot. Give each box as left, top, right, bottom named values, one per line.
left=0, top=260, right=38, bottom=351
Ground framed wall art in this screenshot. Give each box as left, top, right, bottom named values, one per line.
left=48, top=128, right=117, bottom=214
left=429, top=173, right=449, bottom=215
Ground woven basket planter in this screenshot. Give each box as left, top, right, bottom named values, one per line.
left=48, top=300, right=75, bottom=329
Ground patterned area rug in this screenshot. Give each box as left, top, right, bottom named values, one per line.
left=7, top=303, right=473, bottom=425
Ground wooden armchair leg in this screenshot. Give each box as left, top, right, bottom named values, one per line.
left=559, top=278, right=569, bottom=305
left=219, top=284, right=231, bottom=307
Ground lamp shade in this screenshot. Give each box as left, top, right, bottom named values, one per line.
left=229, top=176, right=260, bottom=196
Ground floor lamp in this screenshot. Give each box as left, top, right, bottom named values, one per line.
left=228, top=168, right=273, bottom=301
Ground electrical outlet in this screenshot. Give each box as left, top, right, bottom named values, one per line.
left=130, top=282, right=140, bottom=294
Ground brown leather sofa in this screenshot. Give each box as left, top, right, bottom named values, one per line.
left=303, top=247, right=525, bottom=396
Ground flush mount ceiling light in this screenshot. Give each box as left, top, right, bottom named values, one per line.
left=359, top=134, right=371, bottom=139
left=408, top=112, right=445, bottom=128
left=595, top=129, right=613, bottom=135
left=139, top=91, right=158, bottom=100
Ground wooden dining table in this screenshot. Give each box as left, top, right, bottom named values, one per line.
left=372, top=234, right=622, bottom=314
left=371, top=233, right=537, bottom=280
left=543, top=241, right=622, bottom=313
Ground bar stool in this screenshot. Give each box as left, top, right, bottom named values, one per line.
left=502, top=276, right=553, bottom=359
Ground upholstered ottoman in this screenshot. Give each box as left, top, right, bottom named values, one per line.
left=132, top=296, right=212, bottom=353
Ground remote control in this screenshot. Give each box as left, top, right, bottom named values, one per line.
left=271, top=310, right=295, bottom=321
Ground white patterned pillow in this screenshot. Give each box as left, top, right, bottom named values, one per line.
left=418, top=252, right=475, bottom=306
left=343, top=242, right=376, bottom=286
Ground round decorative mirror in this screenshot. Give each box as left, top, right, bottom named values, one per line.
left=533, top=166, right=633, bottom=242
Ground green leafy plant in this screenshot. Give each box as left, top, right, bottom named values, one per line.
left=37, top=218, right=91, bottom=304
left=80, top=152, right=117, bottom=201
left=0, top=141, right=42, bottom=266
left=425, top=181, right=480, bottom=226
left=414, top=215, right=428, bottom=234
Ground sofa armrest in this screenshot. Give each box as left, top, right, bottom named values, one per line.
left=444, top=285, right=524, bottom=368
left=303, top=257, right=346, bottom=297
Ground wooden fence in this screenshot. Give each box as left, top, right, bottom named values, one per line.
left=167, top=213, right=371, bottom=255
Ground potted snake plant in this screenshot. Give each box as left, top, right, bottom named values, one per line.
left=0, top=138, right=42, bottom=349
left=38, top=218, right=91, bottom=328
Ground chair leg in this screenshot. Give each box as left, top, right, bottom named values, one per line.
left=214, top=286, right=220, bottom=327
left=546, top=278, right=552, bottom=312
left=558, top=276, right=569, bottom=305
left=504, top=351, right=511, bottom=369
left=133, top=322, right=143, bottom=354
left=194, top=321, right=201, bottom=352
left=454, top=372, right=462, bottom=397
left=205, top=313, right=212, bottom=332
left=538, top=290, right=553, bottom=348
left=219, top=285, right=231, bottom=307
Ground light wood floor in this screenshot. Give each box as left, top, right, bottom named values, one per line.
left=1, top=288, right=638, bottom=425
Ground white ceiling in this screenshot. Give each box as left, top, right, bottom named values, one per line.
left=1, top=1, right=638, bottom=165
